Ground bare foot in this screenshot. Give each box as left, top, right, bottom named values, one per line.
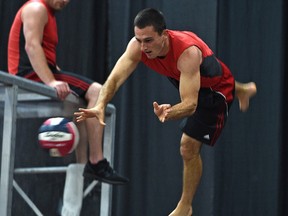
left=169, top=206, right=192, bottom=216
left=236, top=82, right=257, bottom=112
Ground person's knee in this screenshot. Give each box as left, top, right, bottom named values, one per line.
left=85, top=82, right=102, bottom=101
left=180, top=134, right=201, bottom=160
left=90, top=82, right=102, bottom=94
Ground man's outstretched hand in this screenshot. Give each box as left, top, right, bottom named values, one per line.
left=153, top=101, right=171, bottom=123
left=74, top=107, right=106, bottom=125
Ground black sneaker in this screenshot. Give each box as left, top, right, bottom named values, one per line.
left=83, top=159, right=129, bottom=185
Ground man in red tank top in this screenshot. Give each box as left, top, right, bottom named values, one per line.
left=75, top=8, right=257, bottom=216
left=8, top=0, right=128, bottom=215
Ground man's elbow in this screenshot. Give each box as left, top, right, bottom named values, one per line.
left=25, top=43, right=32, bottom=54
left=25, top=42, right=38, bottom=56
left=187, top=102, right=197, bottom=116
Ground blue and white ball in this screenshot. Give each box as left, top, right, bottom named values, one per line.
left=38, top=117, right=79, bottom=157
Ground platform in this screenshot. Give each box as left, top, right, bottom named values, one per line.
left=0, top=70, right=115, bottom=216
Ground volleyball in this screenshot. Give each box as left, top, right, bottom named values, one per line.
left=38, top=117, right=79, bottom=157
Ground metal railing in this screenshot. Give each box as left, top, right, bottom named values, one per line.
left=0, top=70, right=115, bottom=216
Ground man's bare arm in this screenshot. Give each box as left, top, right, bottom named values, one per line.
left=75, top=38, right=142, bottom=123
left=159, top=46, right=201, bottom=121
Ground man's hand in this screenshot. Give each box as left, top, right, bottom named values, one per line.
left=48, top=80, right=71, bottom=100
left=74, top=106, right=106, bottom=125
left=153, top=101, right=171, bottom=123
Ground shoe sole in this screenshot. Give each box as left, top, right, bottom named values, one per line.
left=83, top=173, right=128, bottom=185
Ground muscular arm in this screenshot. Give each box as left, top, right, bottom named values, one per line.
left=21, top=3, right=70, bottom=100
left=158, top=46, right=201, bottom=121
left=22, top=3, right=55, bottom=84
left=75, top=38, right=141, bottom=123
left=96, top=38, right=141, bottom=108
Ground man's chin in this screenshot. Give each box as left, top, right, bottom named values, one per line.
left=55, top=4, right=67, bottom=10
left=145, top=53, right=156, bottom=59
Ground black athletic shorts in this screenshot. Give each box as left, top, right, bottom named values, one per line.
left=168, top=77, right=234, bottom=146
left=17, top=65, right=94, bottom=98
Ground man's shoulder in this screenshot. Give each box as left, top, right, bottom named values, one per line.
left=21, top=1, right=48, bottom=22
left=22, top=1, right=47, bottom=14
left=126, top=37, right=141, bottom=58
left=168, top=29, right=196, bottom=37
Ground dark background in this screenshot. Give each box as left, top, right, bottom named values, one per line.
left=0, top=0, right=286, bottom=215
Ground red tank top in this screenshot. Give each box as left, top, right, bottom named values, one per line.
left=8, top=0, right=58, bottom=75
left=141, top=30, right=235, bottom=102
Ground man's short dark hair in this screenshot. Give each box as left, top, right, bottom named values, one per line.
left=134, top=8, right=166, bottom=35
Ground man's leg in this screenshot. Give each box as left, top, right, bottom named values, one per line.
left=84, top=82, right=104, bottom=164
left=83, top=82, right=129, bottom=184
left=169, top=133, right=202, bottom=216
left=61, top=82, right=126, bottom=216
left=235, top=81, right=257, bottom=112
left=75, top=121, right=88, bottom=163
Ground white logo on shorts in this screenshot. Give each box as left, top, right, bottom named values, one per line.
left=204, top=134, right=210, bottom=140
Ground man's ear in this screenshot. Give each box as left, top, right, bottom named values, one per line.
left=162, top=29, right=168, bottom=38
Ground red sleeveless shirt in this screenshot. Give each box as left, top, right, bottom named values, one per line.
left=8, top=0, right=58, bottom=75
left=141, top=30, right=235, bottom=102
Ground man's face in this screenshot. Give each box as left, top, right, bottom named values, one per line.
left=46, top=0, right=70, bottom=11
left=134, top=26, right=167, bottom=59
